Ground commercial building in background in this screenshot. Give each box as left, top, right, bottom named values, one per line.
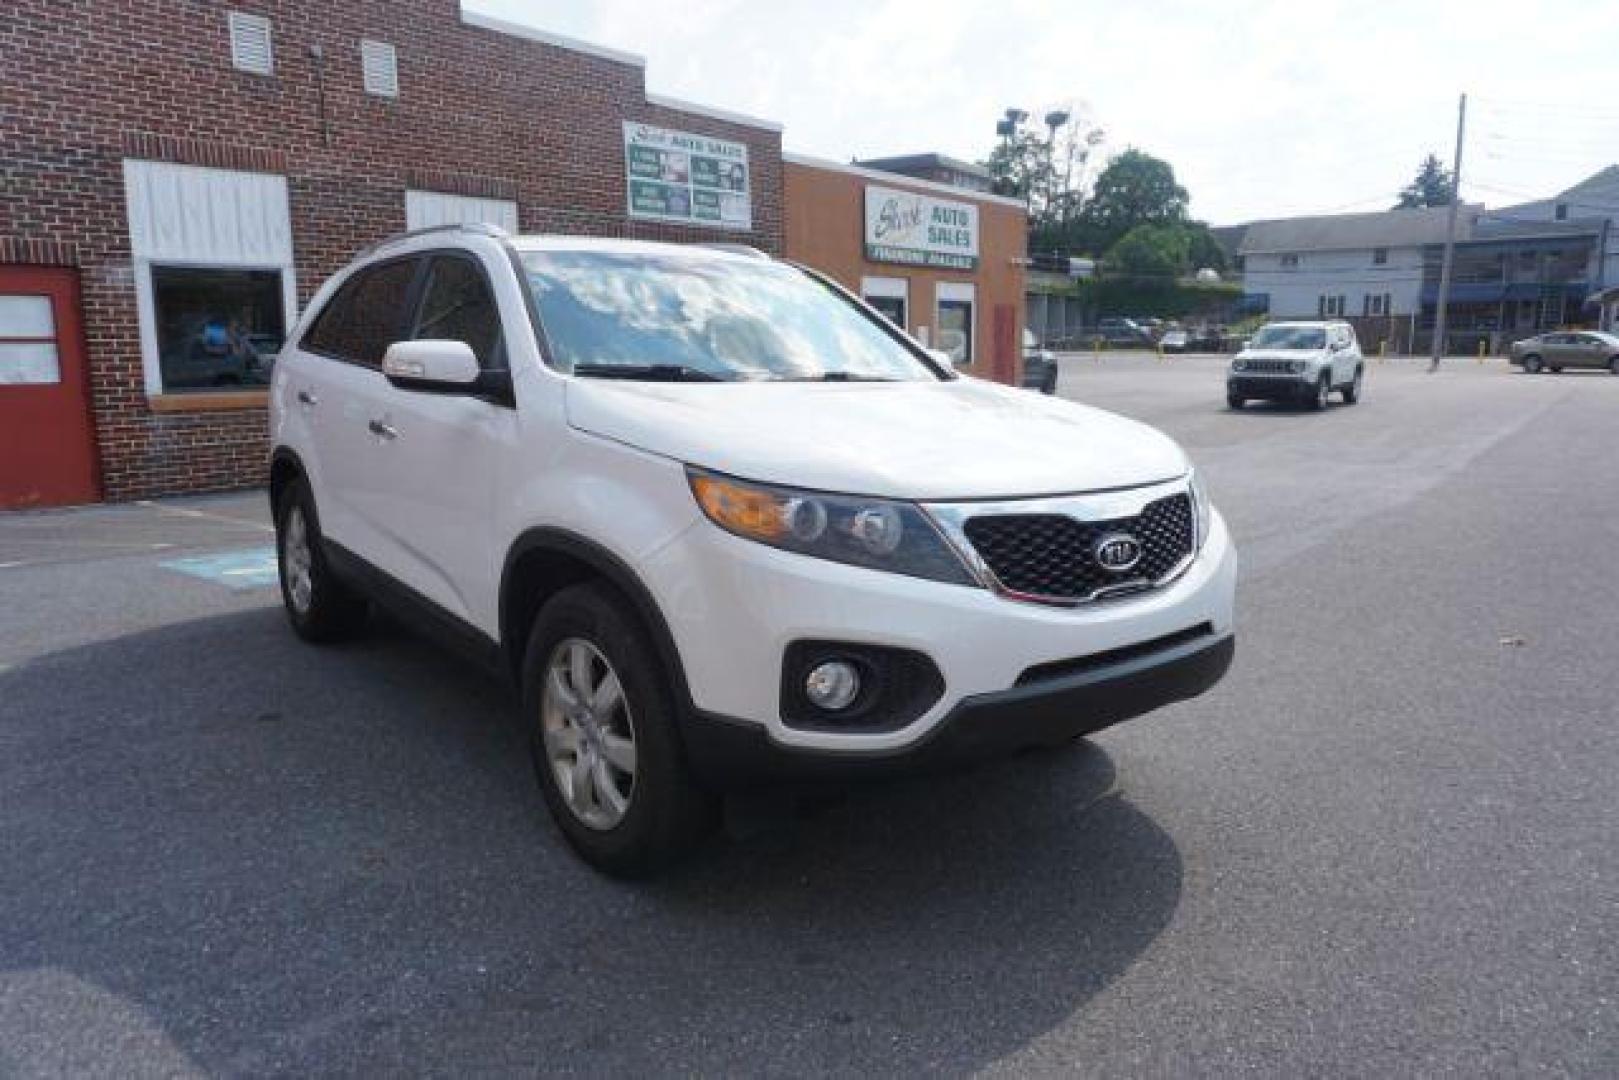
left=1, top=1, right=783, bottom=507
left=783, top=155, right=1028, bottom=383
left=1233, top=166, right=1619, bottom=353
left=852, top=153, right=996, bottom=195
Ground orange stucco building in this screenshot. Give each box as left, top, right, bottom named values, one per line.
left=783, top=154, right=1028, bottom=384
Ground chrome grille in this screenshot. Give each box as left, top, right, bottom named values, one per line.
left=1239, top=359, right=1296, bottom=374
left=961, top=493, right=1195, bottom=603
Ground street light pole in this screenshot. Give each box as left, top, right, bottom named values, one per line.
left=1429, top=92, right=1467, bottom=373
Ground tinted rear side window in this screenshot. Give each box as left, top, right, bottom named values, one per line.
left=302, top=258, right=419, bottom=366
left=412, top=256, right=502, bottom=367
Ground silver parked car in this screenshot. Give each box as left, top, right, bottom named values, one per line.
left=1509, top=331, right=1619, bottom=374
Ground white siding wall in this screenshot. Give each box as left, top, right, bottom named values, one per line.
left=1244, top=246, right=1425, bottom=318
left=404, top=190, right=519, bottom=233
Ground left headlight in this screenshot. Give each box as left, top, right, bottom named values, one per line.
left=687, top=468, right=979, bottom=587
left=1188, top=469, right=1214, bottom=551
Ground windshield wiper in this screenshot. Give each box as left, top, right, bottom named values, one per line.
left=783, top=372, right=899, bottom=382
left=572, top=363, right=728, bottom=382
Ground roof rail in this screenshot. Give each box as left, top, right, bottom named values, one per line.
left=352, top=221, right=512, bottom=262
left=695, top=242, right=771, bottom=260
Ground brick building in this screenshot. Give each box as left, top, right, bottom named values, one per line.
left=1, top=2, right=784, bottom=507
left=784, top=155, right=1027, bottom=384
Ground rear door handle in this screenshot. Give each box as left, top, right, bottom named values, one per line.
left=368, top=418, right=399, bottom=441
left=296, top=389, right=318, bottom=406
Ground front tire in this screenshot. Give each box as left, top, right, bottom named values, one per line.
left=1610, top=356, right=1619, bottom=375
left=1309, top=373, right=1330, bottom=411
left=1342, top=366, right=1363, bottom=404
left=522, top=583, right=716, bottom=877
left=1226, top=392, right=1245, bottom=410
left=275, top=477, right=368, bottom=642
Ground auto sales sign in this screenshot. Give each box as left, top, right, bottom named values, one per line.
left=863, top=185, right=979, bottom=270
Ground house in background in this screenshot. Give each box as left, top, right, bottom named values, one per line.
left=1231, top=166, right=1619, bottom=353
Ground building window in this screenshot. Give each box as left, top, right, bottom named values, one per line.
left=861, top=276, right=908, bottom=329
left=151, top=268, right=285, bottom=391
left=936, top=283, right=975, bottom=364
left=227, top=11, right=274, bottom=75
left=0, top=295, right=60, bottom=385
left=1281, top=253, right=1299, bottom=269
left=1319, top=294, right=1346, bottom=317
left=1363, top=292, right=1391, bottom=317
left=1372, top=247, right=1388, bottom=266
left=1555, top=202, right=1568, bottom=221
left=360, top=39, right=399, bottom=98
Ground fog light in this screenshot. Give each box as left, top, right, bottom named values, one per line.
left=804, top=660, right=860, bottom=711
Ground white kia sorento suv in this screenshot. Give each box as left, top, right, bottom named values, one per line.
left=269, top=225, right=1237, bottom=875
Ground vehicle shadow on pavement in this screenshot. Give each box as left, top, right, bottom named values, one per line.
left=0, top=607, right=1182, bottom=1075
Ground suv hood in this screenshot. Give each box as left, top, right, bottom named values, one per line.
left=564, top=377, right=1187, bottom=500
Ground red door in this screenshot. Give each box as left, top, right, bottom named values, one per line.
left=0, top=266, right=99, bottom=508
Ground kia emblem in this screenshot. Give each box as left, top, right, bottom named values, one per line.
left=1093, top=533, right=1143, bottom=573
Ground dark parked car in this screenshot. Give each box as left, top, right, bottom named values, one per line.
left=1095, top=317, right=1153, bottom=347
left=1509, top=331, right=1619, bottom=374
left=1022, top=329, right=1058, bottom=394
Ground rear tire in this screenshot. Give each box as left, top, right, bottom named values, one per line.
left=1522, top=354, right=1544, bottom=374
left=1610, top=356, right=1619, bottom=375
left=1342, top=366, right=1363, bottom=405
left=522, top=582, right=716, bottom=877
left=275, top=477, right=369, bottom=642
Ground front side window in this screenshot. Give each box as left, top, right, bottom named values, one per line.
left=303, top=258, right=419, bottom=366
left=412, top=256, right=501, bottom=366
left=152, top=267, right=284, bottom=391
left=520, top=251, right=941, bottom=382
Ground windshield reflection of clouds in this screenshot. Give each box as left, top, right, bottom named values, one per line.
left=523, top=253, right=932, bottom=381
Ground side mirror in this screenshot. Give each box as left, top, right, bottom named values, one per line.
left=381, top=340, right=514, bottom=406
left=382, top=339, right=480, bottom=389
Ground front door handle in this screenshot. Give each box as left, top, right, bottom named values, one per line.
left=367, top=418, right=399, bottom=441
left=296, top=389, right=318, bottom=407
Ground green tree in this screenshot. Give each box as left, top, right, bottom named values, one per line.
left=1395, top=154, right=1456, bottom=208
left=981, top=108, right=1105, bottom=250
left=1182, top=220, right=1228, bottom=274
left=1079, top=149, right=1189, bottom=253
left=1104, top=222, right=1191, bottom=279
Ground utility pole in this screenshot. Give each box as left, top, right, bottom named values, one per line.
left=1429, top=92, right=1467, bottom=372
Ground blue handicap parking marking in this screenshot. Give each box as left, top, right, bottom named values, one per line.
left=161, top=546, right=279, bottom=590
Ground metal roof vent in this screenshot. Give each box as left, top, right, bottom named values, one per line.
left=227, top=12, right=274, bottom=75
left=360, top=39, right=399, bottom=98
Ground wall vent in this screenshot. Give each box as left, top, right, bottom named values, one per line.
left=360, top=39, right=399, bottom=98
left=227, top=12, right=274, bottom=75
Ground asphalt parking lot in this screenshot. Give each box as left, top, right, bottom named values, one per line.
left=2, top=354, right=1615, bottom=1076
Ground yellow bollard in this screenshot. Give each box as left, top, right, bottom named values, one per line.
left=1093, top=336, right=1102, bottom=363
left=1378, top=340, right=1387, bottom=363
left=1477, top=339, right=1487, bottom=363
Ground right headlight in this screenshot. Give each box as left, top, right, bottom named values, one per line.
left=1231, top=358, right=1247, bottom=372
left=687, top=468, right=979, bottom=587
left=1188, top=469, right=1213, bottom=551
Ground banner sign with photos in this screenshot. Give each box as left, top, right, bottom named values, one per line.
left=624, top=122, right=752, bottom=230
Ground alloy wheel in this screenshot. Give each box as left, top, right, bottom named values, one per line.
left=282, top=506, right=314, bottom=615
left=540, top=638, right=638, bottom=831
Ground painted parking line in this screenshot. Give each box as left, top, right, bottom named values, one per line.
left=160, top=546, right=279, bottom=590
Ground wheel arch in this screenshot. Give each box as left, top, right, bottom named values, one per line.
left=499, top=528, right=693, bottom=712
left=269, top=446, right=306, bottom=517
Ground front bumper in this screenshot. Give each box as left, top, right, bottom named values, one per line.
left=1228, top=373, right=1314, bottom=399
left=682, top=628, right=1234, bottom=787
left=639, top=501, right=1237, bottom=762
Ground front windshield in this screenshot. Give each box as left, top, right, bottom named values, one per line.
left=1251, top=325, right=1326, bottom=350
left=521, top=251, right=941, bottom=382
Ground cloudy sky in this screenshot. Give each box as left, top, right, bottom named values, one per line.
left=467, top=0, right=1619, bottom=225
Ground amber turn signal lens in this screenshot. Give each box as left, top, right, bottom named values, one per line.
left=690, top=474, right=788, bottom=541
